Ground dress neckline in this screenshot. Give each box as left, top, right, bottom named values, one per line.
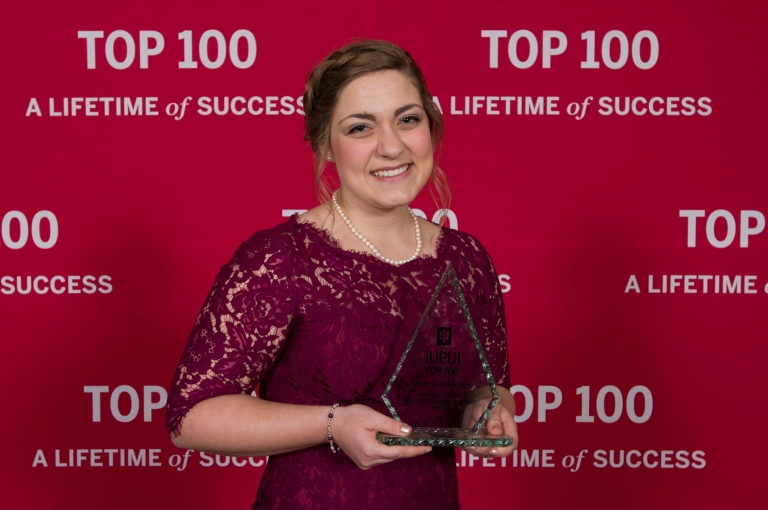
left=288, top=213, right=448, bottom=269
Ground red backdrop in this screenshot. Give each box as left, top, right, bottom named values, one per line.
left=2, top=1, right=766, bottom=508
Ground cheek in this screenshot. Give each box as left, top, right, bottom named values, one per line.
left=408, top=129, right=435, bottom=161
left=335, top=138, right=372, bottom=168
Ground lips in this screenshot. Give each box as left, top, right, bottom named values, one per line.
left=371, top=164, right=409, bottom=177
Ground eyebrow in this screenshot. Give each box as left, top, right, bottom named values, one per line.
left=338, top=103, right=423, bottom=125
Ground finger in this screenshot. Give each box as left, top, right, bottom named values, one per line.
left=360, top=445, right=433, bottom=470
left=469, top=447, right=492, bottom=457
left=375, top=444, right=432, bottom=461
left=493, top=409, right=518, bottom=457
left=373, top=416, right=413, bottom=437
left=462, top=438, right=509, bottom=456
left=499, top=409, right=519, bottom=444
left=485, top=410, right=504, bottom=435
left=469, top=410, right=515, bottom=457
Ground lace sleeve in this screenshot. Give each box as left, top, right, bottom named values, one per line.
left=166, top=230, right=298, bottom=438
left=479, top=247, right=510, bottom=387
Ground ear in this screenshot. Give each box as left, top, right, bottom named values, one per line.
left=318, top=141, right=333, bottom=163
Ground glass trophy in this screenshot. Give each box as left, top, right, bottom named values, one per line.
left=376, top=262, right=513, bottom=448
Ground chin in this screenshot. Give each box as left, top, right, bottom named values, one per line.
left=377, top=190, right=420, bottom=208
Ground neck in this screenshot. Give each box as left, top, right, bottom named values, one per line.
left=331, top=189, right=422, bottom=265
left=334, top=189, right=414, bottom=233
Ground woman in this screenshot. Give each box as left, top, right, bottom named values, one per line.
left=166, top=39, right=518, bottom=509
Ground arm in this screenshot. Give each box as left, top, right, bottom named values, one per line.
left=167, top=233, right=430, bottom=466
left=461, top=241, right=518, bottom=456
left=165, top=234, right=297, bottom=449
left=171, top=395, right=329, bottom=457
left=173, top=391, right=432, bottom=466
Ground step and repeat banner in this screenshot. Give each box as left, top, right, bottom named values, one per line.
left=2, top=1, right=766, bottom=508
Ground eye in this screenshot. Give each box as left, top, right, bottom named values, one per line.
left=347, top=124, right=368, bottom=134
left=401, top=115, right=421, bottom=124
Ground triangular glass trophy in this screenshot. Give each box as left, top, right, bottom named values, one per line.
left=376, top=261, right=513, bottom=447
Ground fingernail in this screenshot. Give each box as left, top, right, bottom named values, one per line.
left=490, top=448, right=499, bottom=456
left=401, top=425, right=411, bottom=434
left=426, top=447, right=432, bottom=453
left=466, top=446, right=476, bottom=451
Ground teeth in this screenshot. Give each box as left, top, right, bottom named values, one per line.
left=372, top=164, right=409, bottom=177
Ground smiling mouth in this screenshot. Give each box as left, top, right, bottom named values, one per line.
left=371, top=164, right=409, bottom=178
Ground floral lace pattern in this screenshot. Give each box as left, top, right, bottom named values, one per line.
left=166, top=214, right=509, bottom=509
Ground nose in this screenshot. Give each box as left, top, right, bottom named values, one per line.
left=375, top=124, right=405, bottom=159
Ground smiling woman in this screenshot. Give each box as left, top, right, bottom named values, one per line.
left=330, top=72, right=434, bottom=210
left=166, top=39, right=517, bottom=510
left=305, top=69, right=439, bottom=264
left=303, top=40, right=449, bottom=215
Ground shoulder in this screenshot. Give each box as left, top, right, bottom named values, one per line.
left=298, top=203, right=334, bottom=229
left=440, top=227, right=492, bottom=262
left=226, top=217, right=303, bottom=274
left=440, top=227, right=500, bottom=295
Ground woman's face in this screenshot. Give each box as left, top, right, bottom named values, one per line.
left=328, top=70, right=434, bottom=212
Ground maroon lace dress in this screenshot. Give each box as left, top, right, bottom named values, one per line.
left=166, top=214, right=509, bottom=509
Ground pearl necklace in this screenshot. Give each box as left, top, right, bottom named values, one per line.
left=332, top=190, right=422, bottom=266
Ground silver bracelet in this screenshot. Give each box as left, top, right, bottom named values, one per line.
left=327, top=403, right=341, bottom=453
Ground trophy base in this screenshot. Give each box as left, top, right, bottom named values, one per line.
left=377, top=427, right=513, bottom=447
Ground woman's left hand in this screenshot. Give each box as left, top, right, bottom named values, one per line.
left=461, top=389, right=518, bottom=459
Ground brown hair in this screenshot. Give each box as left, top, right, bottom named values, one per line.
left=302, top=39, right=451, bottom=215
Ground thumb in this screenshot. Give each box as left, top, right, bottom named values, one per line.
left=380, top=416, right=412, bottom=436
left=486, top=413, right=503, bottom=435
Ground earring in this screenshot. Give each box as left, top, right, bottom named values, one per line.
left=327, top=155, right=332, bottom=161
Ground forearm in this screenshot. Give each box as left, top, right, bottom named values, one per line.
left=171, top=394, right=329, bottom=457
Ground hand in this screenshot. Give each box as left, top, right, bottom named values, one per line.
left=461, top=394, right=518, bottom=459
left=330, top=404, right=432, bottom=470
